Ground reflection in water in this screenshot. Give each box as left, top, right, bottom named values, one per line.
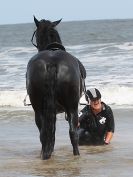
left=32, top=154, right=81, bottom=177
left=32, top=146, right=114, bottom=177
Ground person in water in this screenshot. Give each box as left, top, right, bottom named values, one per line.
left=78, top=88, right=115, bottom=145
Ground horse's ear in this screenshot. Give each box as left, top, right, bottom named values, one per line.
left=52, top=19, right=62, bottom=27
left=34, top=16, right=39, bottom=27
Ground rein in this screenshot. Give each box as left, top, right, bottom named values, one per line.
left=80, top=79, right=88, bottom=105
left=31, top=30, right=38, bottom=48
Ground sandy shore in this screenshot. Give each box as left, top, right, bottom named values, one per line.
left=0, top=107, right=133, bottom=177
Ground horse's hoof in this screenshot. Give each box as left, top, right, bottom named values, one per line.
left=41, top=155, right=51, bottom=160
left=73, top=150, right=80, bottom=156
left=41, top=153, right=51, bottom=160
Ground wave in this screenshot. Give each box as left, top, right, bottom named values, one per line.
left=100, top=85, right=133, bottom=106
left=1, top=41, right=133, bottom=59
left=0, top=85, right=133, bottom=108
left=0, top=90, right=29, bottom=107
left=0, top=43, right=133, bottom=108
left=80, top=85, right=133, bottom=108
left=0, top=46, right=36, bottom=59
left=115, top=42, right=133, bottom=51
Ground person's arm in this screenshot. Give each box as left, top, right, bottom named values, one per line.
left=77, top=111, right=84, bottom=127
left=104, top=106, right=115, bottom=144
left=104, top=131, right=113, bottom=144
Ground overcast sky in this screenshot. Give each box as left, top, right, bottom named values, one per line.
left=0, top=0, right=133, bottom=24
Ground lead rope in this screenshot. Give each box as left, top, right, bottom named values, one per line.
left=79, top=79, right=88, bottom=106
left=24, top=30, right=38, bottom=107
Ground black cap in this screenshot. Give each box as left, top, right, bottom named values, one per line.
left=85, top=88, right=101, bottom=101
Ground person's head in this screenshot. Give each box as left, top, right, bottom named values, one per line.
left=85, top=88, right=102, bottom=110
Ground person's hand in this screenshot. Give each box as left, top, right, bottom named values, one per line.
left=104, top=141, right=110, bottom=145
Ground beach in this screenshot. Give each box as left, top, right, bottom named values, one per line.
left=0, top=107, right=133, bottom=177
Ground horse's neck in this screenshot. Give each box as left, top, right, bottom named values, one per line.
left=38, top=39, right=63, bottom=51
left=37, top=29, right=62, bottom=51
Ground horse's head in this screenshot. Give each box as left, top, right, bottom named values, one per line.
left=32, top=16, right=62, bottom=51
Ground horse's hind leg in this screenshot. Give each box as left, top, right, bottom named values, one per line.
left=30, top=94, right=56, bottom=159
left=68, top=110, right=80, bottom=156
left=29, top=93, right=42, bottom=132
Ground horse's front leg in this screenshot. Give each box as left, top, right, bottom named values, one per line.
left=68, top=111, right=80, bottom=156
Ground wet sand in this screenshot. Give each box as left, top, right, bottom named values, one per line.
left=0, top=107, right=133, bottom=177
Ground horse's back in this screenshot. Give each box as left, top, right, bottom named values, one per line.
left=27, top=50, right=80, bottom=83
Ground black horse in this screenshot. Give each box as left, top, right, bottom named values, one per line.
left=26, top=16, right=86, bottom=160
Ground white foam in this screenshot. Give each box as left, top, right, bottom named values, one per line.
left=0, top=90, right=30, bottom=107
left=80, top=85, right=133, bottom=108
left=100, top=85, right=133, bottom=106
left=115, top=42, right=133, bottom=51
left=0, top=85, right=133, bottom=108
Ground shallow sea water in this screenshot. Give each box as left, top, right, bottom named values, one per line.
left=0, top=108, right=133, bottom=177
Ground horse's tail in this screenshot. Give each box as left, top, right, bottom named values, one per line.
left=41, top=63, right=57, bottom=159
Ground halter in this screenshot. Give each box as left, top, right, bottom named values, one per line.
left=45, top=42, right=66, bottom=51
left=31, top=30, right=38, bottom=48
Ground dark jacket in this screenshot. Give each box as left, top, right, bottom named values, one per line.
left=78, top=102, right=115, bottom=140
